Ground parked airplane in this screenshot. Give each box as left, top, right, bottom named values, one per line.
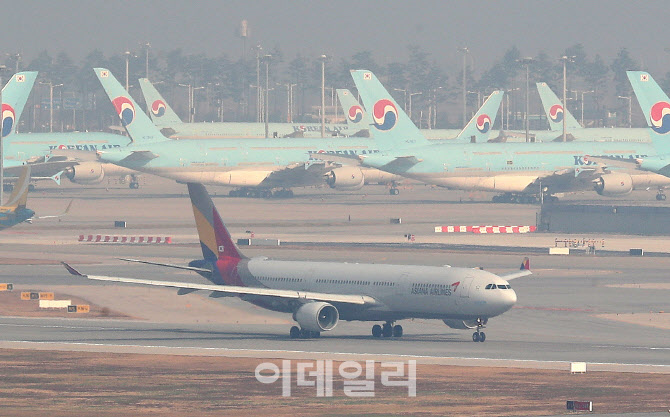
left=0, top=72, right=138, bottom=189
left=339, top=70, right=670, bottom=203
left=97, top=68, right=407, bottom=197
left=535, top=81, right=649, bottom=142
left=138, top=78, right=349, bottom=138
left=62, top=181, right=526, bottom=341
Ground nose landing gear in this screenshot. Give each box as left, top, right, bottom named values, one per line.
left=472, top=318, right=486, bottom=342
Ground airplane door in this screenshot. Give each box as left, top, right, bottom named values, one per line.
left=458, top=277, right=473, bottom=298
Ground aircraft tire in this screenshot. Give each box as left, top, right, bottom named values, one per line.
left=372, top=324, right=382, bottom=338
left=472, top=332, right=480, bottom=342
left=28, top=184, right=36, bottom=192
left=290, top=326, right=300, bottom=339
left=382, top=323, right=393, bottom=338
left=392, top=325, right=403, bottom=337
left=389, top=188, right=399, bottom=195
left=479, top=332, right=486, bottom=342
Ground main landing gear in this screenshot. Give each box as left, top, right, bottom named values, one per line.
left=289, top=325, right=320, bottom=339
left=388, top=181, right=400, bottom=195
left=372, top=321, right=403, bottom=338
left=656, top=190, right=667, bottom=201
left=471, top=318, right=486, bottom=342
left=229, top=188, right=294, bottom=198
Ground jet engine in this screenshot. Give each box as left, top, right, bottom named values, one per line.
left=593, top=173, right=634, bottom=196
left=325, top=167, right=365, bottom=191
left=65, top=161, right=105, bottom=184
left=293, top=302, right=339, bottom=332
left=443, top=318, right=486, bottom=330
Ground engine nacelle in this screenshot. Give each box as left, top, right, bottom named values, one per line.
left=325, top=167, right=365, bottom=191
left=65, top=161, right=105, bottom=184
left=593, top=173, right=633, bottom=196
left=442, top=318, right=486, bottom=330
left=293, top=302, right=339, bottom=332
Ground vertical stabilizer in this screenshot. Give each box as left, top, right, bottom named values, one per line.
left=138, top=78, right=183, bottom=126
left=350, top=70, right=429, bottom=151
left=2, top=71, right=38, bottom=137
left=187, top=182, right=245, bottom=261
left=94, top=68, right=165, bottom=144
left=337, top=89, right=370, bottom=132
left=627, top=71, right=670, bottom=154
left=536, top=82, right=582, bottom=130
left=455, top=90, right=504, bottom=143
left=3, top=165, right=30, bottom=208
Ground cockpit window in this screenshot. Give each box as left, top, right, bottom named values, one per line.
left=497, top=284, right=511, bottom=289
left=485, top=284, right=493, bottom=289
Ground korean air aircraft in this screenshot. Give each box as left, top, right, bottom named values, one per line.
left=97, top=68, right=408, bottom=197
left=612, top=71, right=670, bottom=193
left=535, top=81, right=649, bottom=143
left=1, top=72, right=137, bottom=188
left=62, top=181, right=526, bottom=342
left=138, top=78, right=348, bottom=139
left=341, top=70, right=670, bottom=203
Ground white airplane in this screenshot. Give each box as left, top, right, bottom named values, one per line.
left=62, top=182, right=527, bottom=342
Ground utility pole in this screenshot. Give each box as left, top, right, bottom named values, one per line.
left=320, top=55, right=327, bottom=138
left=0, top=66, right=6, bottom=204
left=518, top=57, right=534, bottom=142
left=560, top=56, right=575, bottom=142
left=458, top=47, right=469, bottom=127
left=263, top=55, right=272, bottom=138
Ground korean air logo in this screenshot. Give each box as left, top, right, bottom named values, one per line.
left=111, top=96, right=135, bottom=126
left=549, top=104, right=564, bottom=123
left=151, top=100, right=166, bottom=117
left=476, top=114, right=491, bottom=133
left=372, top=99, right=398, bottom=131
left=1, top=104, right=15, bottom=137
left=650, top=101, right=670, bottom=134
left=348, top=105, right=363, bottom=123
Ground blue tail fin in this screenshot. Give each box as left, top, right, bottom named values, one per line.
left=337, top=89, right=370, bottom=132
left=94, top=68, right=165, bottom=144
left=138, top=78, right=183, bottom=126
left=455, top=90, right=504, bottom=143
left=350, top=70, right=429, bottom=151
left=2, top=71, right=38, bottom=137
left=627, top=71, right=670, bottom=154
left=536, top=82, right=582, bottom=130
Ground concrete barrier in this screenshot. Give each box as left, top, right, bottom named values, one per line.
left=237, top=238, right=280, bottom=246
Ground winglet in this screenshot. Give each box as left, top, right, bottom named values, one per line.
left=520, top=257, right=530, bottom=271
left=61, top=261, right=86, bottom=277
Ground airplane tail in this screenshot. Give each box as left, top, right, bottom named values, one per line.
left=627, top=71, right=670, bottom=154
left=337, top=89, right=370, bottom=132
left=350, top=70, right=429, bottom=151
left=2, top=165, right=30, bottom=208
left=536, top=82, right=582, bottom=130
left=455, top=90, right=504, bottom=143
left=2, top=71, right=38, bottom=138
left=187, top=182, right=246, bottom=262
left=94, top=68, right=165, bottom=145
left=138, top=78, right=183, bottom=126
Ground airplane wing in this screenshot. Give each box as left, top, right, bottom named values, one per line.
left=498, top=270, right=532, bottom=280
left=36, top=200, right=73, bottom=219
left=61, top=262, right=378, bottom=306
left=379, top=156, right=422, bottom=172
left=257, top=162, right=336, bottom=188
left=118, top=257, right=212, bottom=274
left=4, top=161, right=77, bottom=178
left=117, top=150, right=159, bottom=163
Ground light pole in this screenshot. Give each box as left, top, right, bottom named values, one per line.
left=393, top=88, right=407, bottom=112
left=458, top=47, right=472, bottom=127
left=41, top=81, right=63, bottom=133
left=263, top=54, right=272, bottom=138
left=409, top=92, right=422, bottom=122
left=579, top=90, right=594, bottom=127
left=504, top=88, right=520, bottom=130
left=143, top=43, right=151, bottom=79
left=124, top=50, right=131, bottom=92
left=254, top=44, right=263, bottom=122
left=319, top=55, right=328, bottom=138
left=618, top=96, right=632, bottom=128
left=178, top=83, right=204, bottom=123
left=0, top=65, right=6, bottom=203
left=560, top=56, right=575, bottom=142
left=518, top=57, right=534, bottom=142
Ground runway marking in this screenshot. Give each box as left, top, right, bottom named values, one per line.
left=1, top=340, right=669, bottom=373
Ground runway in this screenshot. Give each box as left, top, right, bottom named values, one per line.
left=1, top=179, right=669, bottom=373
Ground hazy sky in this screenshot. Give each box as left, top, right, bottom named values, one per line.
left=4, top=0, right=669, bottom=76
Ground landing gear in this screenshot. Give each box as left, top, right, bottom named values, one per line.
left=656, top=191, right=666, bottom=201
left=28, top=184, right=36, bottom=192
left=372, top=321, right=403, bottom=338
left=471, top=318, right=487, bottom=342
left=389, top=188, right=399, bottom=195
left=492, top=193, right=546, bottom=204
left=128, top=174, right=140, bottom=189
left=289, top=325, right=320, bottom=339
